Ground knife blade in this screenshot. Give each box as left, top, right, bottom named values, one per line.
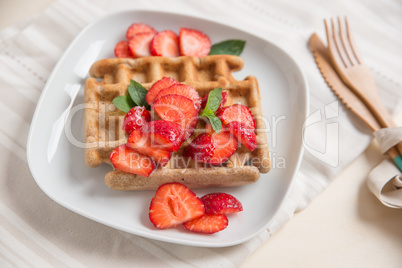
left=308, top=33, right=380, bottom=131
left=308, top=33, right=402, bottom=166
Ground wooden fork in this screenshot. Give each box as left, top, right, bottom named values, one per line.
left=324, top=17, right=402, bottom=157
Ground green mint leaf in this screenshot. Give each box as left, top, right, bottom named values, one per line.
left=202, top=88, right=222, bottom=114
left=201, top=88, right=223, bottom=134
left=128, top=79, right=150, bottom=110
left=206, top=114, right=222, bottom=134
left=209, top=40, right=246, bottom=56
left=112, top=95, right=135, bottom=113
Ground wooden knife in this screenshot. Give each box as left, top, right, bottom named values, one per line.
left=308, top=33, right=402, bottom=170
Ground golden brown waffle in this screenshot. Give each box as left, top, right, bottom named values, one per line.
left=84, top=55, right=270, bottom=191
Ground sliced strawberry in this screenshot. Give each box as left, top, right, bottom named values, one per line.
left=201, top=91, right=228, bottom=110
left=128, top=32, right=156, bottom=57
left=150, top=30, right=180, bottom=57
left=127, top=129, right=172, bottom=166
left=152, top=94, right=199, bottom=139
left=183, top=214, right=228, bottom=234
left=179, top=28, right=211, bottom=57
left=205, top=122, right=223, bottom=135
left=146, top=77, right=179, bottom=106
left=141, top=120, right=184, bottom=151
left=126, top=23, right=157, bottom=39
left=149, top=183, right=205, bottom=229
left=184, top=133, right=215, bottom=163
left=185, top=117, right=199, bottom=140
left=114, top=40, right=133, bottom=58
left=110, top=144, right=155, bottom=177
left=155, top=84, right=202, bottom=110
left=208, top=128, right=238, bottom=165
left=216, top=104, right=256, bottom=129
left=226, top=121, right=257, bottom=151
left=122, top=106, right=151, bottom=134
left=201, top=193, right=243, bottom=215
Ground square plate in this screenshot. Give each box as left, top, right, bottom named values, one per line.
left=27, top=10, right=309, bottom=247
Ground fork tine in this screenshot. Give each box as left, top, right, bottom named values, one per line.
left=337, top=16, right=356, bottom=66
left=325, top=19, right=345, bottom=69
left=345, top=17, right=362, bottom=64
left=331, top=17, right=348, bottom=68
left=325, top=18, right=349, bottom=68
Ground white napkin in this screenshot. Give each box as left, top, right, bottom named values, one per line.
left=368, top=128, right=402, bottom=208
left=0, top=0, right=401, bottom=267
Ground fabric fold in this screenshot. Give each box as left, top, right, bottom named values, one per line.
left=367, top=158, right=402, bottom=209
left=368, top=127, right=402, bottom=208
left=373, top=127, right=402, bottom=154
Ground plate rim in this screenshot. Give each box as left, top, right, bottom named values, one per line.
left=26, top=9, right=309, bottom=247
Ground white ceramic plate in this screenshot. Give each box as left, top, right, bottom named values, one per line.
left=27, top=10, right=308, bottom=247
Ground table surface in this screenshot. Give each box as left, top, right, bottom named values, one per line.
left=2, top=1, right=401, bottom=267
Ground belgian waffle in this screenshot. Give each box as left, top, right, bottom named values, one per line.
left=84, top=55, right=270, bottom=190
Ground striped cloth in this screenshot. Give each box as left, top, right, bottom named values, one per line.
left=0, top=0, right=401, bottom=267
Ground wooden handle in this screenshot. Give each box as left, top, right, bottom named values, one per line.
left=365, top=97, right=402, bottom=156
left=345, top=74, right=402, bottom=157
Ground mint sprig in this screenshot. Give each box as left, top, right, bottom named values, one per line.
left=202, top=88, right=222, bottom=133
left=112, top=79, right=150, bottom=112
left=209, top=40, right=246, bottom=56
left=112, top=95, right=136, bottom=113
left=128, top=80, right=151, bottom=110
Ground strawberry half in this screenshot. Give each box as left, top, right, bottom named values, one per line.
left=122, top=106, right=151, bottom=134
left=126, top=23, right=157, bottom=39
left=201, top=91, right=228, bottom=110
left=110, top=144, right=155, bottom=177
left=127, top=129, right=172, bottom=166
left=179, top=28, right=211, bottom=57
left=146, top=77, right=179, bottom=106
left=216, top=104, right=256, bottom=129
left=226, top=121, right=257, bottom=151
left=152, top=94, right=199, bottom=139
left=128, top=32, right=157, bottom=57
left=149, top=183, right=205, bottom=229
left=114, top=40, right=133, bottom=58
left=184, top=133, right=215, bottom=163
left=201, top=193, right=243, bottom=215
left=150, top=30, right=180, bottom=57
left=208, top=128, right=238, bottom=165
left=141, top=120, right=184, bottom=152
left=155, top=84, right=202, bottom=110
left=183, top=214, right=228, bottom=234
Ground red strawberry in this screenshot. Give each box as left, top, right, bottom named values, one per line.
left=208, top=128, right=238, bottom=165
left=155, top=84, right=202, bottom=110
left=146, top=77, right=179, bottom=106
left=122, top=106, right=151, bottom=134
left=150, top=30, right=180, bottom=57
left=141, top=120, right=184, bottom=151
left=226, top=121, right=257, bottom=151
left=183, top=214, right=228, bottom=234
left=216, top=104, right=256, bottom=129
left=201, top=91, right=228, bottom=110
left=127, top=129, right=172, bottom=166
left=179, top=28, right=211, bottom=57
left=128, top=32, right=157, bottom=57
left=152, top=94, right=199, bottom=138
left=126, top=23, right=157, bottom=39
left=114, top=40, right=133, bottom=58
left=185, top=117, right=199, bottom=140
left=149, top=183, right=205, bottom=229
left=184, top=133, right=215, bottom=163
left=201, top=193, right=243, bottom=215
left=110, top=144, right=155, bottom=177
